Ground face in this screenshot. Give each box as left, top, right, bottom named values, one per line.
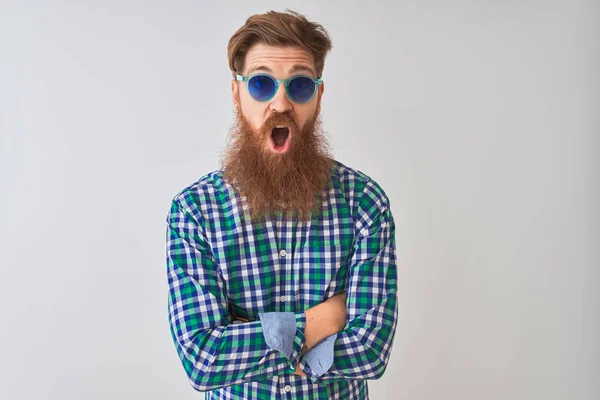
left=222, top=44, right=333, bottom=221
left=231, top=43, right=325, bottom=155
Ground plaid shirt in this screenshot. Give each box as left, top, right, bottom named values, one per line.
left=166, top=160, right=398, bottom=399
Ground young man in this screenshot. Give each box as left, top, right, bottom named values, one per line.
left=166, top=10, right=398, bottom=399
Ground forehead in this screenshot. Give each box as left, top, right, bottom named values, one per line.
left=243, top=43, right=316, bottom=76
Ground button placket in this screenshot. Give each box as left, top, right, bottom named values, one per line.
left=278, top=247, right=289, bottom=309
left=277, top=218, right=294, bottom=312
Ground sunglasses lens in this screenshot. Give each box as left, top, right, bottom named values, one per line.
left=288, top=76, right=316, bottom=103
left=247, top=75, right=276, bottom=101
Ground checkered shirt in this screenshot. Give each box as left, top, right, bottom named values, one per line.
left=166, top=160, right=398, bottom=399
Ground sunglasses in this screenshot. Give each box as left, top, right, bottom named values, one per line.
left=235, top=73, right=323, bottom=104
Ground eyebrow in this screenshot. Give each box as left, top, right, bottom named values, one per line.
left=245, top=64, right=317, bottom=77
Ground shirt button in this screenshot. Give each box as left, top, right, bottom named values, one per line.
left=279, top=249, right=287, bottom=257
left=279, top=295, right=287, bottom=302
left=284, top=385, right=291, bottom=392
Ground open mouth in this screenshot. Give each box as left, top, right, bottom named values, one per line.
left=270, top=126, right=291, bottom=153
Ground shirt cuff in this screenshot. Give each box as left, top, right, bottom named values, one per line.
left=258, top=311, right=306, bottom=370
left=299, top=332, right=337, bottom=381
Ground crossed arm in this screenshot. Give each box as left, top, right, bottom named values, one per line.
left=229, top=291, right=347, bottom=377
left=166, top=183, right=397, bottom=391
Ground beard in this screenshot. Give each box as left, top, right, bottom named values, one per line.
left=221, top=101, right=334, bottom=222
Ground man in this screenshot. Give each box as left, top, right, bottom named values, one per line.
left=166, top=9, right=398, bottom=399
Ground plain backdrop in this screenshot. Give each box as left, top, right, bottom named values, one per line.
left=1, top=1, right=598, bottom=399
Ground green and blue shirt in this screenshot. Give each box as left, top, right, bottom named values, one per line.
left=166, top=160, right=398, bottom=399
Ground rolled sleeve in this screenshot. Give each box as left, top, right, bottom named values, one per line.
left=258, top=311, right=306, bottom=370
left=299, top=333, right=337, bottom=382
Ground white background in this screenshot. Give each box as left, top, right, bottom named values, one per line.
left=1, top=1, right=598, bottom=399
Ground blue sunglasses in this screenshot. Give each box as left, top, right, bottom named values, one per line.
left=235, top=73, right=323, bottom=104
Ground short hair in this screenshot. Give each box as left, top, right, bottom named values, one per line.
left=227, top=9, right=333, bottom=78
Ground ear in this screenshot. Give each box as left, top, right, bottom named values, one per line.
left=231, top=79, right=239, bottom=104
left=319, top=81, right=325, bottom=99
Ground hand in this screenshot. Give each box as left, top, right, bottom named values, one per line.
left=293, top=364, right=306, bottom=377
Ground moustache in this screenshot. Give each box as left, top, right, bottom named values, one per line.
left=261, top=112, right=300, bottom=136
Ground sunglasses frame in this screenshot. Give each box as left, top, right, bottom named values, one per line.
left=235, top=73, right=323, bottom=104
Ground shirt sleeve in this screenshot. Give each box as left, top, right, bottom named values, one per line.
left=298, top=178, right=399, bottom=382
left=300, top=332, right=338, bottom=377
left=166, top=199, right=305, bottom=392
left=258, top=312, right=306, bottom=362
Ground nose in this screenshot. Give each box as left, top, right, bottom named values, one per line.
left=269, top=83, right=293, bottom=113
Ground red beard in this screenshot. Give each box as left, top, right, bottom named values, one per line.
left=221, top=103, right=334, bottom=222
